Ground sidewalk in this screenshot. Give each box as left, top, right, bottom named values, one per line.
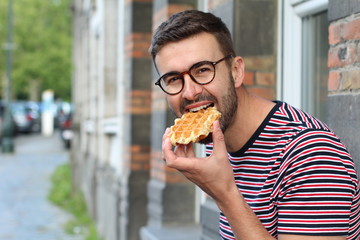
left=0, top=132, right=82, bottom=240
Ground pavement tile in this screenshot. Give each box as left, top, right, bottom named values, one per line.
left=0, top=132, right=83, bottom=240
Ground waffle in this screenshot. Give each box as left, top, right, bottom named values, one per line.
left=168, top=107, right=221, bottom=145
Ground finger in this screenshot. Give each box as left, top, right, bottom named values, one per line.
left=163, top=137, right=176, bottom=162
left=162, top=128, right=170, bottom=143
left=174, top=144, right=186, bottom=156
left=211, top=120, right=227, bottom=156
left=163, top=142, right=198, bottom=171
left=184, top=143, right=196, bottom=158
left=162, top=128, right=174, bottom=162
left=174, top=143, right=195, bottom=158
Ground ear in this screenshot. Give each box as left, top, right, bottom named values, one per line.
left=231, top=56, right=245, bottom=88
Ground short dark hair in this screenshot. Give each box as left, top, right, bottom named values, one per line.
left=150, top=10, right=235, bottom=60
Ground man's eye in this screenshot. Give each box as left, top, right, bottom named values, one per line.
left=197, top=67, right=211, bottom=73
left=193, top=67, right=212, bottom=77
left=192, top=63, right=213, bottom=75
left=164, top=76, right=181, bottom=85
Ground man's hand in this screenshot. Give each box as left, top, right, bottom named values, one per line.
left=162, top=120, right=237, bottom=201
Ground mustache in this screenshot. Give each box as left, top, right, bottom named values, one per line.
left=180, top=94, right=217, bottom=112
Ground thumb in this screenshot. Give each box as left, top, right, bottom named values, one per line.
left=212, top=120, right=227, bottom=154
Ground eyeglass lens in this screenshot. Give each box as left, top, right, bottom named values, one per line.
left=160, top=61, right=215, bottom=94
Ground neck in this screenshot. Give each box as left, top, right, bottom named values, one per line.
left=223, top=88, right=275, bottom=153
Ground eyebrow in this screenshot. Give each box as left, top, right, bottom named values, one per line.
left=161, top=71, right=182, bottom=77
left=159, top=59, right=211, bottom=77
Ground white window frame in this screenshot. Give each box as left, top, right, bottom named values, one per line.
left=277, top=0, right=328, bottom=108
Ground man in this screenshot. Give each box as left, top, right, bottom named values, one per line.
left=150, top=10, right=360, bottom=240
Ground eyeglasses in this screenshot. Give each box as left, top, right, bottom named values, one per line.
left=155, top=55, right=233, bottom=95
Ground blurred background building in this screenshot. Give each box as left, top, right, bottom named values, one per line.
left=70, top=0, right=360, bottom=240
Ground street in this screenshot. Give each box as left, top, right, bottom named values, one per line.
left=0, top=132, right=82, bottom=240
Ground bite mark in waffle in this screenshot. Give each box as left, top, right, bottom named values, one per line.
left=168, top=107, right=221, bottom=146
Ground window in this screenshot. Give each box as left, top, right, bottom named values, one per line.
left=279, top=0, right=329, bottom=121
left=302, top=11, right=329, bottom=121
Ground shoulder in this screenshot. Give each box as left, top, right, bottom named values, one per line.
left=279, top=128, right=358, bottom=190
left=286, top=128, right=348, bottom=152
left=269, top=102, right=346, bottom=151
left=283, top=127, right=353, bottom=167
left=272, top=101, right=330, bottom=131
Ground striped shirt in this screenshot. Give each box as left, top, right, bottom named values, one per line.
left=206, top=101, right=360, bottom=239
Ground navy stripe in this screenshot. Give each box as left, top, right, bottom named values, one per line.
left=209, top=102, right=360, bottom=240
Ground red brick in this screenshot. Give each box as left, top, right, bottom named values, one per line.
left=244, top=56, right=275, bottom=71
left=255, top=72, right=275, bottom=86
left=342, top=69, right=360, bottom=90
left=328, top=47, right=338, bottom=68
left=346, top=43, right=357, bottom=65
left=153, top=4, right=194, bottom=31
left=125, top=33, right=152, bottom=59
left=243, top=71, right=255, bottom=86
left=328, top=71, right=341, bottom=91
left=126, top=90, right=152, bottom=114
left=343, top=17, right=360, bottom=41
left=329, top=22, right=342, bottom=45
left=328, top=44, right=356, bottom=68
left=130, top=145, right=150, bottom=171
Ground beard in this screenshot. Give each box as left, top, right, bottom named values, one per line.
left=178, top=73, right=238, bottom=145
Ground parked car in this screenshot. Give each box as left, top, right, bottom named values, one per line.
left=11, top=101, right=41, bottom=133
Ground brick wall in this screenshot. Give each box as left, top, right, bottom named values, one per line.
left=123, top=0, right=153, bottom=239
left=149, top=0, right=196, bottom=189
left=243, top=57, right=276, bottom=100
left=328, top=17, right=360, bottom=91
left=233, top=0, right=277, bottom=100
left=141, top=1, right=201, bottom=240
left=327, top=0, right=360, bottom=174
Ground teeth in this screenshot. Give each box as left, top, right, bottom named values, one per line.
left=190, top=103, right=212, bottom=112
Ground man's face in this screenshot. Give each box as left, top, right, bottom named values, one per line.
left=155, top=32, right=238, bottom=138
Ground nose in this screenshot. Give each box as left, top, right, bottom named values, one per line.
left=181, top=74, right=202, bottom=100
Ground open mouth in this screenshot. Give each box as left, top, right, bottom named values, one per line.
left=189, top=103, right=214, bottom=112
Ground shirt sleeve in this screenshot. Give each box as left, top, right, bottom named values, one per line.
left=277, top=129, right=359, bottom=236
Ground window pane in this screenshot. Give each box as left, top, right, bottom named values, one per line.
left=302, top=11, right=329, bottom=122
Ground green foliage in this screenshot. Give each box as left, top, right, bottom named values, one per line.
left=48, top=163, right=102, bottom=240
left=0, top=0, right=7, bottom=96
left=0, top=0, right=72, bottom=101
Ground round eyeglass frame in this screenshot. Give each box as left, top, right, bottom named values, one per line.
left=155, top=54, right=233, bottom=95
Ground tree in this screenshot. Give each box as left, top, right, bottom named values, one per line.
left=0, top=0, right=72, bottom=101
left=0, top=0, right=7, bottom=96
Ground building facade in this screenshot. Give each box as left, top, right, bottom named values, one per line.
left=71, top=0, right=360, bottom=240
